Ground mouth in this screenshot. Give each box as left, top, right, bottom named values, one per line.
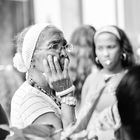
left=104, top=60, right=111, bottom=65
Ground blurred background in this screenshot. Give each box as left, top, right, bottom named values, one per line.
left=0, top=0, right=140, bottom=118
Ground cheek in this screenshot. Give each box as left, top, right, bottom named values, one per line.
left=95, top=49, right=102, bottom=59
left=36, top=51, right=60, bottom=60
left=112, top=49, right=121, bottom=59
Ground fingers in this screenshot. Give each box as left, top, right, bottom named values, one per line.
left=63, top=58, right=69, bottom=77
left=47, top=55, right=56, bottom=75
left=54, top=56, right=62, bottom=74
left=43, top=59, right=51, bottom=76
left=43, top=55, right=70, bottom=83
left=43, top=55, right=62, bottom=80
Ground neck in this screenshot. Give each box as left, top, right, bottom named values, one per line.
left=103, top=63, right=124, bottom=75
left=27, top=68, right=52, bottom=92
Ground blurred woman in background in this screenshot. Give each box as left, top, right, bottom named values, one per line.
left=69, top=25, right=97, bottom=112
left=81, top=24, right=134, bottom=128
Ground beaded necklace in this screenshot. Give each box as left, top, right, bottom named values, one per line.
left=28, top=78, right=61, bottom=108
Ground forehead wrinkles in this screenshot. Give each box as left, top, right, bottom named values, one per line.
left=36, top=27, right=64, bottom=48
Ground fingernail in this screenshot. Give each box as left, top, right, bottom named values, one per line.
left=47, top=55, right=51, bottom=59
left=54, top=56, right=58, bottom=61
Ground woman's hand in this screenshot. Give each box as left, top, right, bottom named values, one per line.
left=43, top=55, right=72, bottom=92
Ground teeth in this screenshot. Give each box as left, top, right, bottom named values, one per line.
left=105, top=60, right=111, bottom=65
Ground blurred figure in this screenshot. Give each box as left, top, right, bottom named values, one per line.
left=0, top=65, right=23, bottom=118
left=74, top=25, right=135, bottom=140
left=0, top=104, right=9, bottom=140
left=69, top=25, right=97, bottom=111
left=116, top=65, right=140, bottom=140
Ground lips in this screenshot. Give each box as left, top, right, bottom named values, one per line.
left=105, top=60, right=111, bottom=65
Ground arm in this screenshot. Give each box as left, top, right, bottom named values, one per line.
left=43, top=56, right=76, bottom=129
left=33, top=112, right=62, bottom=139
left=61, top=93, right=76, bottom=128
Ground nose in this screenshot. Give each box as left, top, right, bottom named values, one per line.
left=60, top=48, right=68, bottom=58
left=102, top=48, right=109, bottom=57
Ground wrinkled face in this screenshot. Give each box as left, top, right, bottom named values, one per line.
left=33, top=29, right=70, bottom=73
left=95, top=33, right=122, bottom=71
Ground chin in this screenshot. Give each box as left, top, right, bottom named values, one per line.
left=103, top=64, right=113, bottom=70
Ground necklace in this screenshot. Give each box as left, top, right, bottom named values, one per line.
left=28, top=78, right=61, bottom=108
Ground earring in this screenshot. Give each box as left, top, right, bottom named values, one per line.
left=122, top=53, right=127, bottom=61
left=95, top=57, right=100, bottom=64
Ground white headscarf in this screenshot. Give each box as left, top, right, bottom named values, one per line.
left=94, top=25, right=121, bottom=41
left=13, top=23, right=49, bottom=72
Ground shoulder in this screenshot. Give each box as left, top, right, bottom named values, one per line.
left=33, top=112, right=62, bottom=129
left=11, top=82, right=61, bottom=127
left=85, top=70, right=99, bottom=84
left=83, top=70, right=103, bottom=91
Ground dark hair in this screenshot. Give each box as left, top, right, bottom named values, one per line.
left=70, top=25, right=96, bottom=63
left=116, top=65, right=140, bottom=139
left=93, top=25, right=135, bottom=69
left=0, top=104, right=9, bottom=139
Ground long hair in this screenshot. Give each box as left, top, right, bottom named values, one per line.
left=116, top=65, right=140, bottom=139
left=70, top=25, right=96, bottom=63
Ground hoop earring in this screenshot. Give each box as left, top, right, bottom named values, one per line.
left=95, top=57, right=100, bottom=64
left=122, top=53, right=127, bottom=61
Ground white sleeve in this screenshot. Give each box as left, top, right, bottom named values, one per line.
left=19, top=95, right=56, bottom=127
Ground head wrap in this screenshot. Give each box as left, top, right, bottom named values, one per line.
left=13, top=23, right=49, bottom=72
left=94, top=26, right=121, bottom=41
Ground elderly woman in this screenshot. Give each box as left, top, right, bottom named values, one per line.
left=10, top=23, right=76, bottom=139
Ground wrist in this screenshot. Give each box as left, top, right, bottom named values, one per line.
left=56, top=85, right=75, bottom=97
left=61, top=96, right=77, bottom=107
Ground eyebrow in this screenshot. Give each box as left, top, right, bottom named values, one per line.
left=48, top=39, right=67, bottom=46
left=48, top=40, right=60, bottom=46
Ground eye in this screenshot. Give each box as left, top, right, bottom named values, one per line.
left=96, top=46, right=103, bottom=51
left=108, top=45, right=116, bottom=49
left=49, top=43, right=59, bottom=50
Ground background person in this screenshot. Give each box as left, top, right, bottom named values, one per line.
left=65, top=25, right=135, bottom=140
left=0, top=104, right=9, bottom=140
left=69, top=25, right=97, bottom=112
left=116, top=65, right=140, bottom=140
left=0, top=65, right=23, bottom=118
